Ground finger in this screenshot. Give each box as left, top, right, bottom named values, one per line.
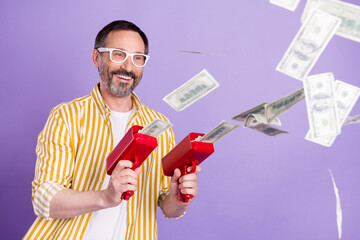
left=179, top=180, right=197, bottom=189
left=186, top=165, right=201, bottom=173
left=179, top=187, right=198, bottom=197
left=112, top=160, right=134, bottom=174
left=134, top=166, right=142, bottom=177
left=120, top=183, right=138, bottom=193
left=194, top=165, right=201, bottom=175
left=105, top=183, right=137, bottom=204
left=178, top=173, right=197, bottom=183
left=169, top=169, right=181, bottom=196
left=108, top=176, right=138, bottom=192
left=112, top=168, right=139, bottom=180
left=171, top=168, right=181, bottom=183
left=118, top=175, right=139, bottom=186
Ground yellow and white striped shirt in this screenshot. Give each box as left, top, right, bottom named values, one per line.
left=24, top=84, right=175, bottom=240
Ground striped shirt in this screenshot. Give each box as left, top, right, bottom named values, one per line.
left=24, top=84, right=176, bottom=240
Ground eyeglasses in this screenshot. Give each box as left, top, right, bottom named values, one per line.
left=97, top=47, right=150, bottom=67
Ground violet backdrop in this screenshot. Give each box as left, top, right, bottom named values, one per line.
left=1, top=0, right=360, bottom=239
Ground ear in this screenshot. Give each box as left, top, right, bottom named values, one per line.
left=91, top=49, right=101, bottom=68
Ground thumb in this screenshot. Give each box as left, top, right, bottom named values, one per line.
left=171, top=168, right=181, bottom=183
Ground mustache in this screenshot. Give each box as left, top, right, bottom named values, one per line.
left=111, top=69, right=137, bottom=80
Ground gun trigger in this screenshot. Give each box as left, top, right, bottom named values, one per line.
left=187, top=160, right=196, bottom=174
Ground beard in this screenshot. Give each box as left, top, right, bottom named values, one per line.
left=100, top=68, right=141, bottom=98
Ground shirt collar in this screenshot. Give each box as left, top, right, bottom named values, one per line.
left=90, top=83, right=143, bottom=119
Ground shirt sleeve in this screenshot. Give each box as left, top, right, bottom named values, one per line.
left=31, top=107, right=74, bottom=220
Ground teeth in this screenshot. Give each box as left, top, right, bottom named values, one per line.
left=116, top=74, right=131, bottom=80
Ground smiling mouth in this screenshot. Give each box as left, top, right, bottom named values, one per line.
left=115, top=74, right=133, bottom=81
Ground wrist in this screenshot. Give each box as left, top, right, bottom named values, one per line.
left=97, top=190, right=115, bottom=209
left=163, top=191, right=189, bottom=218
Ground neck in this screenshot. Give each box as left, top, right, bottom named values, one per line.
left=99, top=82, right=133, bottom=112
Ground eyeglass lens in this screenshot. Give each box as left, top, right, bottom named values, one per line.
left=111, top=50, right=147, bottom=66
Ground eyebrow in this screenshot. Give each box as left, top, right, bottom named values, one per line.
left=109, top=47, right=145, bottom=54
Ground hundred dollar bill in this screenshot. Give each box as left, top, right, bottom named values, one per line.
left=139, top=119, right=173, bottom=138
left=244, top=114, right=288, bottom=136
left=232, top=103, right=281, bottom=126
left=303, top=73, right=340, bottom=138
left=277, top=10, right=342, bottom=80
left=333, top=81, right=360, bottom=125
left=163, top=69, right=219, bottom=111
left=344, top=114, right=360, bottom=125
left=179, top=50, right=226, bottom=57
left=302, top=0, right=360, bottom=42
left=265, top=88, right=305, bottom=123
left=328, top=169, right=342, bottom=240
left=199, top=121, right=239, bottom=144
left=250, top=113, right=282, bottom=126
left=270, top=0, right=301, bottom=11
left=232, top=103, right=267, bottom=121
left=306, top=80, right=360, bottom=146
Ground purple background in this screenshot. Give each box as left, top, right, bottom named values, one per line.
left=1, top=0, right=360, bottom=239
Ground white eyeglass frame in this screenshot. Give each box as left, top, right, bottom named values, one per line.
left=97, top=47, right=150, bottom=67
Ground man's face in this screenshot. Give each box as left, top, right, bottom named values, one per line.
left=97, top=30, right=146, bottom=98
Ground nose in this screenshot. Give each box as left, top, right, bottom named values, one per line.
left=121, top=55, right=133, bottom=72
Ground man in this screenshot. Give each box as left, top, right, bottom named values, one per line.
left=24, top=20, right=200, bottom=240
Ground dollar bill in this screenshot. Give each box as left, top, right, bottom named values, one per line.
left=199, top=121, right=239, bottom=144
left=277, top=10, right=342, bottom=80
left=344, top=114, right=360, bottom=125
left=270, top=0, right=301, bottom=11
left=250, top=113, right=282, bottom=126
left=139, top=119, right=173, bottom=138
left=232, top=103, right=267, bottom=121
left=265, top=88, right=305, bottom=124
left=333, top=81, right=360, bottom=124
left=306, top=80, right=360, bottom=146
left=303, top=73, right=340, bottom=138
left=328, top=169, right=342, bottom=240
left=244, top=114, right=288, bottom=136
left=163, top=69, right=219, bottom=111
left=302, top=0, right=360, bottom=42
left=179, top=50, right=226, bottom=57
left=232, top=103, right=281, bottom=126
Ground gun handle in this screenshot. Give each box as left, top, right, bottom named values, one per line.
left=179, top=159, right=196, bottom=203
left=121, top=154, right=139, bottom=201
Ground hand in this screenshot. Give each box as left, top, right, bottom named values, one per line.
left=101, top=160, right=142, bottom=208
left=169, top=165, right=201, bottom=205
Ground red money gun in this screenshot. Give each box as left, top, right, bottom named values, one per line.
left=106, top=125, right=158, bottom=200
left=162, top=133, right=214, bottom=202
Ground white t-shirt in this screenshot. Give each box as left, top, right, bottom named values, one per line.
left=83, top=108, right=135, bottom=240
